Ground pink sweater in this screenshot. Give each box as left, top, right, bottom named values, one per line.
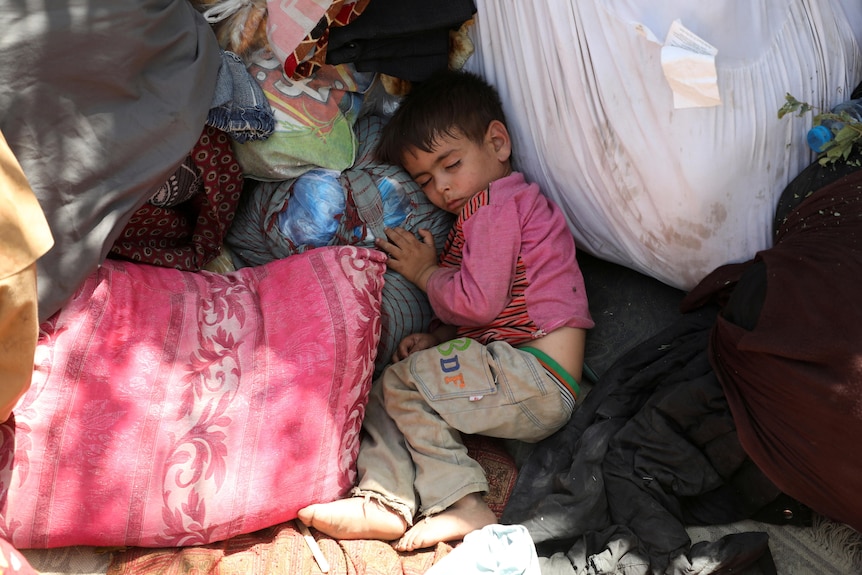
left=427, top=172, right=594, bottom=345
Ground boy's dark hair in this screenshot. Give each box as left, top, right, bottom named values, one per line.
left=376, top=69, right=508, bottom=165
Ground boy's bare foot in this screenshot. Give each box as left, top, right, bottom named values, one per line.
left=392, top=493, right=496, bottom=552
left=297, top=497, right=407, bottom=541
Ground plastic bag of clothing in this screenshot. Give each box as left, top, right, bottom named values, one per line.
left=465, top=0, right=862, bottom=290
left=275, top=170, right=412, bottom=247
left=277, top=169, right=347, bottom=247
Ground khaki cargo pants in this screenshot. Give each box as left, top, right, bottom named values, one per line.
left=353, top=337, right=574, bottom=524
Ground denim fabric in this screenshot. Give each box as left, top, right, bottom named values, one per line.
left=207, top=50, right=274, bottom=143
left=354, top=338, right=573, bottom=521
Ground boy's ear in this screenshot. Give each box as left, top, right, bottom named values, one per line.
left=486, top=120, right=512, bottom=162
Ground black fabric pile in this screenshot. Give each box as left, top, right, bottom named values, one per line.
left=502, top=305, right=797, bottom=575
left=326, top=0, right=476, bottom=81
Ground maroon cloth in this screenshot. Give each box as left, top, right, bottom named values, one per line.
left=683, top=167, right=862, bottom=532
left=109, top=126, right=243, bottom=270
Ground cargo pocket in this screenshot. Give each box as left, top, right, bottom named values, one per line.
left=409, top=338, right=500, bottom=407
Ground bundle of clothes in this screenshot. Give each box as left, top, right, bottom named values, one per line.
left=107, top=1, right=477, bottom=374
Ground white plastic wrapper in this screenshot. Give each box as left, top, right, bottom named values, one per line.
left=465, top=0, right=862, bottom=290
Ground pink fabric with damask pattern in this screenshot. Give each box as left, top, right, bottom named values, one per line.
left=0, top=246, right=385, bottom=549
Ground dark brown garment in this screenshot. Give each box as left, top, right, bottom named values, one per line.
left=684, top=165, right=862, bottom=533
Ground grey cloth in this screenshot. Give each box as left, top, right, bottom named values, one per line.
left=0, top=0, right=222, bottom=321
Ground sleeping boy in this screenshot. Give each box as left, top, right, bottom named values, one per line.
left=299, top=69, right=594, bottom=551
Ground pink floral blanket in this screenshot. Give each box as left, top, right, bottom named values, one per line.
left=0, top=246, right=386, bottom=549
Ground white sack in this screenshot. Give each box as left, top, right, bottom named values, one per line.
left=465, top=0, right=862, bottom=290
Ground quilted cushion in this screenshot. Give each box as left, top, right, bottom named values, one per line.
left=0, top=246, right=386, bottom=549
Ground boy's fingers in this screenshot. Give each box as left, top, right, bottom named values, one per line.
left=417, top=229, right=434, bottom=245
left=384, top=227, right=435, bottom=249
left=385, top=227, right=415, bottom=242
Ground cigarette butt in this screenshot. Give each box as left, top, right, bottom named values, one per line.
left=297, top=520, right=330, bottom=573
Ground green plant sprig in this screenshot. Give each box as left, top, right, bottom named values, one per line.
left=778, top=93, right=862, bottom=166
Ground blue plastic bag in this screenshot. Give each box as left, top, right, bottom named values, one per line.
left=277, top=169, right=346, bottom=247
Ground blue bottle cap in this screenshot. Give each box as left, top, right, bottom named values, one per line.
left=807, top=125, right=834, bottom=153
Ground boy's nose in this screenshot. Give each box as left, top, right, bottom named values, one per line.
left=436, top=177, right=451, bottom=197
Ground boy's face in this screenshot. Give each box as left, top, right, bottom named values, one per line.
left=401, top=121, right=512, bottom=214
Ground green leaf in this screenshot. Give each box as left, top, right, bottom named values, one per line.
left=779, top=93, right=862, bottom=165
left=778, top=93, right=814, bottom=118
left=835, top=125, right=857, bottom=142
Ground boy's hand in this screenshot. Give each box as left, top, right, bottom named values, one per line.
left=392, top=332, right=440, bottom=363
left=375, top=227, right=438, bottom=291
